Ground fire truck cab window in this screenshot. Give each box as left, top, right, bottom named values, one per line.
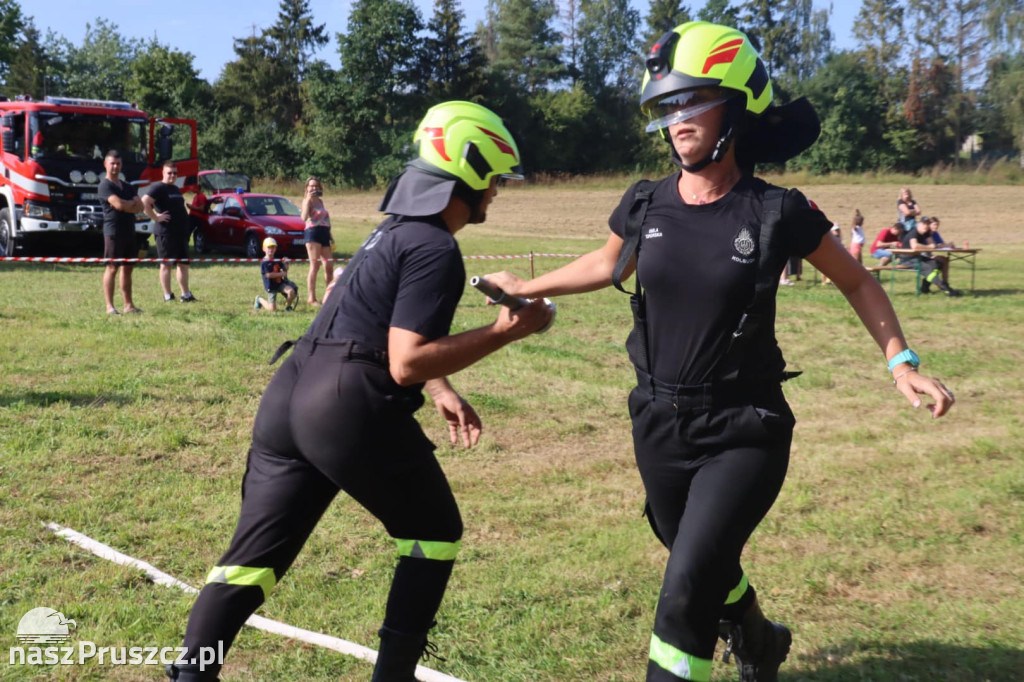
left=209, top=198, right=225, bottom=216
left=33, top=112, right=147, bottom=164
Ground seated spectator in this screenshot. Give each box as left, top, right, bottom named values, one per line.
left=921, top=216, right=954, bottom=280
left=898, top=221, right=961, bottom=296
left=871, top=222, right=903, bottom=266
left=927, top=216, right=954, bottom=247
left=897, top=187, right=922, bottom=232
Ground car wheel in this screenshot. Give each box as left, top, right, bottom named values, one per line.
left=0, top=208, right=15, bottom=258
left=194, top=227, right=210, bottom=254
left=245, top=233, right=262, bottom=259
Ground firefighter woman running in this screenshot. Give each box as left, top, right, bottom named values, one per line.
left=167, top=102, right=553, bottom=681
left=485, top=22, right=955, bottom=682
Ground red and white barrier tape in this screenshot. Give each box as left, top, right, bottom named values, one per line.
left=0, top=253, right=581, bottom=264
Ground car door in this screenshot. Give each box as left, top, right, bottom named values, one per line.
left=221, top=196, right=247, bottom=249
left=204, top=197, right=228, bottom=249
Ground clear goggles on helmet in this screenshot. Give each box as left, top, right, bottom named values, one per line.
left=644, top=88, right=738, bottom=133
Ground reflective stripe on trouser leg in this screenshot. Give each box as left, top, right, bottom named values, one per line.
left=206, top=565, right=277, bottom=600
left=394, top=538, right=460, bottom=561
left=649, top=633, right=713, bottom=681
left=724, top=573, right=749, bottom=605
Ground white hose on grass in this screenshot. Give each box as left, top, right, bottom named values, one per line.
left=45, top=522, right=467, bottom=682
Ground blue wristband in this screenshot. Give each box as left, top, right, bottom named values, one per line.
left=887, top=349, right=920, bottom=372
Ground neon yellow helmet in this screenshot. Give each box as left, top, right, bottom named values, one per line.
left=262, top=237, right=277, bottom=249
left=412, top=101, right=523, bottom=191
left=640, top=22, right=772, bottom=133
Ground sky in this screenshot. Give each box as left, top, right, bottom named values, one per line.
left=28, top=0, right=860, bottom=84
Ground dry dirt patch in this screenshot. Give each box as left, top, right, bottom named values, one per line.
left=322, top=182, right=1023, bottom=247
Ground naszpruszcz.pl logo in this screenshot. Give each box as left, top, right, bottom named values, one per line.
left=10, top=606, right=223, bottom=670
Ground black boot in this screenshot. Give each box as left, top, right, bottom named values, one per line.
left=937, top=280, right=962, bottom=297
left=166, top=663, right=219, bottom=681
left=718, top=599, right=791, bottom=682
left=371, top=626, right=435, bottom=682
left=919, top=279, right=932, bottom=294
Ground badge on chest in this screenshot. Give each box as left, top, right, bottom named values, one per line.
left=732, top=224, right=757, bottom=264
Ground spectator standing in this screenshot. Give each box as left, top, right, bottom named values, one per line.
left=849, top=209, right=866, bottom=264
left=98, top=150, right=143, bottom=314
left=167, top=102, right=552, bottom=682
left=142, top=160, right=197, bottom=303
left=897, top=187, right=922, bottom=232
left=254, top=237, right=298, bottom=311
left=870, top=222, right=903, bottom=266
left=300, top=176, right=334, bottom=307
left=485, top=22, right=954, bottom=682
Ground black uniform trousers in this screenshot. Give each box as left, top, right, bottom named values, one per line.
left=180, top=338, right=463, bottom=673
left=628, top=377, right=793, bottom=682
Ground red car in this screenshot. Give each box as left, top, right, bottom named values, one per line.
left=190, top=171, right=306, bottom=257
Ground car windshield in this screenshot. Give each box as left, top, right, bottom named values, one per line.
left=200, top=172, right=251, bottom=194
left=244, top=196, right=300, bottom=217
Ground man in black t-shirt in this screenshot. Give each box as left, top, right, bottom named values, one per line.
left=142, top=161, right=196, bottom=302
left=168, top=102, right=553, bottom=682
left=97, top=149, right=143, bottom=314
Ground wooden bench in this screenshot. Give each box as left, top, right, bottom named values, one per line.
left=866, top=263, right=922, bottom=296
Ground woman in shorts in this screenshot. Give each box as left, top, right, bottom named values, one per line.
left=301, top=176, right=334, bottom=307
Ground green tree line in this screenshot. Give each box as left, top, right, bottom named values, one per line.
left=3, top=0, right=1024, bottom=186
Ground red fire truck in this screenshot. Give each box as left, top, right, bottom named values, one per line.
left=0, top=95, right=198, bottom=256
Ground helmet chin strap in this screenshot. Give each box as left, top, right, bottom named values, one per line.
left=452, top=179, right=487, bottom=221
left=673, top=99, right=743, bottom=172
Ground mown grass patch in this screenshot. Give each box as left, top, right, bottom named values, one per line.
left=2, top=188, right=1022, bottom=680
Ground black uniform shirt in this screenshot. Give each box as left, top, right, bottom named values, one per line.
left=97, top=178, right=138, bottom=238
left=609, top=174, right=831, bottom=385
left=327, top=215, right=465, bottom=353
left=143, top=181, right=188, bottom=236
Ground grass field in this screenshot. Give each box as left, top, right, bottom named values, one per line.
left=2, top=181, right=1023, bottom=681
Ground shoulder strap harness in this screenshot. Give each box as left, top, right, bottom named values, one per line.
left=612, top=183, right=795, bottom=384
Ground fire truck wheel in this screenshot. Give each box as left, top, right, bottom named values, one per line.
left=0, top=208, right=14, bottom=258
left=244, top=233, right=262, bottom=259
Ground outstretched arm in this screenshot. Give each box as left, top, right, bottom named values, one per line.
left=486, top=232, right=627, bottom=299
left=808, top=234, right=954, bottom=418
left=387, top=299, right=554, bottom=387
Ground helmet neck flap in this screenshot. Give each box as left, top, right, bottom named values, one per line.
left=379, top=101, right=521, bottom=219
